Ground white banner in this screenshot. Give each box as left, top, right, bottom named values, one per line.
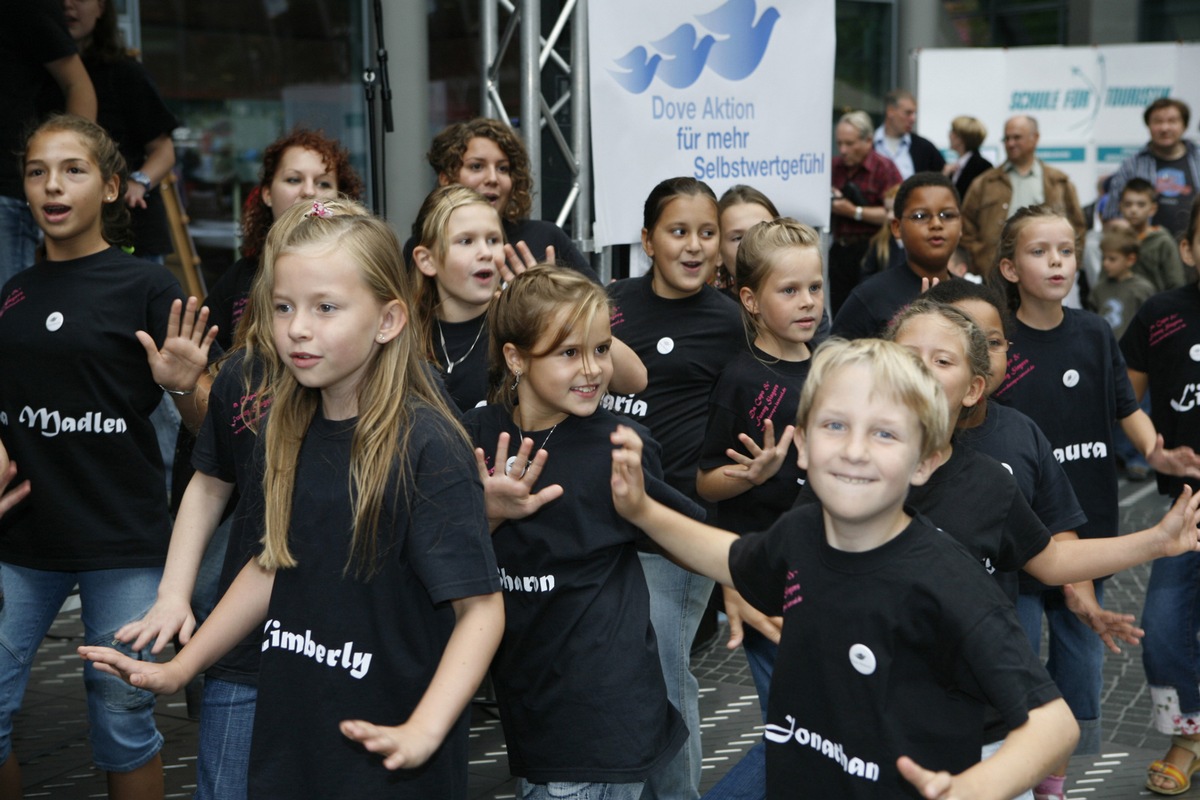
left=588, top=0, right=835, bottom=247
left=917, top=43, right=1200, bottom=205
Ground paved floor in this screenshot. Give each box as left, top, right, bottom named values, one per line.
left=10, top=475, right=1197, bottom=798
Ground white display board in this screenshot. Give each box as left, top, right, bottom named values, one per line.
left=917, top=43, right=1200, bottom=205
left=588, top=0, right=835, bottom=247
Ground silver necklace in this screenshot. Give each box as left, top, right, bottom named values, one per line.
left=437, top=317, right=487, bottom=374
left=505, top=419, right=559, bottom=476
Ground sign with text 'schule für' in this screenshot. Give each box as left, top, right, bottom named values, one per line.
left=588, top=0, right=834, bottom=247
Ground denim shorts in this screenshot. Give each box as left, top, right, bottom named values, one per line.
left=0, top=562, right=164, bottom=771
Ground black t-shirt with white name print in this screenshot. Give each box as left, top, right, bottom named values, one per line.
left=956, top=402, right=1087, bottom=536
left=463, top=405, right=692, bottom=783
left=606, top=274, right=743, bottom=508
left=1121, top=285, right=1200, bottom=500
left=249, top=404, right=499, bottom=800
left=192, top=348, right=269, bottom=685
left=699, top=345, right=810, bottom=535
left=993, top=308, right=1138, bottom=541
left=433, top=312, right=491, bottom=413
left=0, top=247, right=183, bottom=569
left=730, top=505, right=1060, bottom=800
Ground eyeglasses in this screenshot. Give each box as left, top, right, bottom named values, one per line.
left=903, top=210, right=961, bottom=225
left=986, top=337, right=1011, bottom=354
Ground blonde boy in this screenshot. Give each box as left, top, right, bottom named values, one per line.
left=611, top=338, right=1078, bottom=800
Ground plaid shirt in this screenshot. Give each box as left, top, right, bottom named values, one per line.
left=831, top=149, right=902, bottom=238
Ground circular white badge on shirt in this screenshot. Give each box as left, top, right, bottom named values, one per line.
left=848, top=643, right=876, bottom=675
left=1190, top=344, right=1200, bottom=362
left=1062, top=369, right=1079, bottom=388
left=45, top=312, right=63, bottom=332
left=0, top=412, right=7, bottom=426
left=656, top=337, right=674, bottom=355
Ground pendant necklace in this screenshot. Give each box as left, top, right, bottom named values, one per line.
left=505, top=417, right=559, bottom=477
left=438, top=317, right=487, bottom=374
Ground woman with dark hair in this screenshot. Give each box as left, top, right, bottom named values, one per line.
left=414, top=117, right=598, bottom=281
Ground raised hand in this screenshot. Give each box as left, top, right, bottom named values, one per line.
left=722, top=419, right=796, bottom=486
left=474, top=432, right=563, bottom=530
left=138, top=296, right=218, bottom=394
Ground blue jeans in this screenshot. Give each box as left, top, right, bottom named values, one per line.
left=519, top=779, right=645, bottom=799
left=0, top=195, right=37, bottom=288
left=150, top=394, right=181, bottom=496
left=741, top=628, right=776, bottom=722
left=638, top=553, right=713, bottom=800
left=195, top=677, right=257, bottom=800
left=1017, top=582, right=1104, bottom=754
left=0, top=562, right=163, bottom=771
left=1142, top=550, right=1200, bottom=734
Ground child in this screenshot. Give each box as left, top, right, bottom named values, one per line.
left=412, top=184, right=506, bottom=412
left=413, top=185, right=646, bottom=413
left=610, top=337, right=1081, bottom=799
left=80, top=200, right=505, bottom=799
left=1121, top=196, right=1200, bottom=795
left=1090, top=227, right=1157, bottom=340
left=465, top=266, right=691, bottom=799
left=714, top=184, right=778, bottom=296
left=1119, top=177, right=1186, bottom=292
left=606, top=176, right=744, bottom=800
left=990, top=203, right=1200, bottom=796
left=204, top=129, right=362, bottom=351
left=832, top=171, right=960, bottom=339
left=0, top=114, right=215, bottom=798
left=696, top=217, right=821, bottom=714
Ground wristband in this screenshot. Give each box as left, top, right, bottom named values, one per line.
left=158, top=383, right=194, bottom=397
left=854, top=206, right=863, bottom=221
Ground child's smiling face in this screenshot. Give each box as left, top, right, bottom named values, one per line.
left=797, top=363, right=936, bottom=543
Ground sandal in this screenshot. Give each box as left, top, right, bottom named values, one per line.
left=1147, top=735, right=1200, bottom=796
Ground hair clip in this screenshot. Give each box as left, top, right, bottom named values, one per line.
left=305, top=201, right=333, bottom=219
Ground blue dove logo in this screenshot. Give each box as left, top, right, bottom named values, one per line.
left=608, top=0, right=780, bottom=94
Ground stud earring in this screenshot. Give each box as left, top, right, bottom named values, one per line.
left=377, top=334, right=386, bottom=342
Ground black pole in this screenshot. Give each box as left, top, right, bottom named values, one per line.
left=367, top=0, right=393, bottom=219
left=362, top=68, right=380, bottom=215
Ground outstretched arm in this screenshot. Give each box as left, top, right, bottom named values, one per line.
left=898, top=698, right=1078, bottom=800
left=79, top=557, right=274, bottom=694
left=1024, top=486, right=1200, bottom=585
left=340, top=591, right=505, bottom=769
left=116, top=471, right=235, bottom=653
left=1121, top=410, right=1200, bottom=479
left=612, top=424, right=737, bottom=586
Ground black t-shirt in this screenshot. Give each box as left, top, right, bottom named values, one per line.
left=730, top=505, right=1060, bottom=800
left=698, top=345, right=810, bottom=535
left=955, top=402, right=1087, bottom=536
left=993, top=308, right=1138, bottom=540
left=433, top=313, right=490, bottom=413
left=0, top=247, right=183, bottom=569
left=1153, top=153, right=1197, bottom=237
left=1121, top=285, right=1200, bottom=500
left=249, top=404, right=499, bottom=800
left=463, top=405, right=690, bottom=782
left=606, top=274, right=743, bottom=506
left=203, top=255, right=257, bottom=352
left=0, top=0, right=76, bottom=199
left=831, top=264, right=938, bottom=340
left=191, top=349, right=268, bottom=685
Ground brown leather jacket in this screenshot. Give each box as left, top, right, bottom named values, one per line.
left=960, top=161, right=1087, bottom=276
